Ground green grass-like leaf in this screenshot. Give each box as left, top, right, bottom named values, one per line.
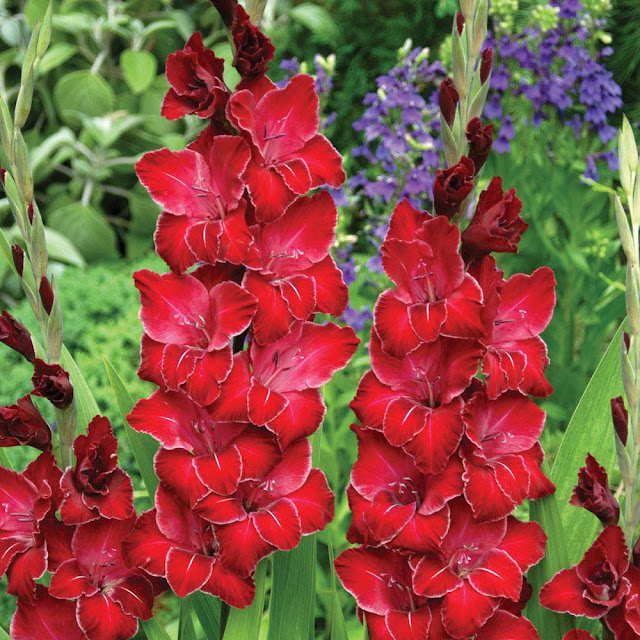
left=223, top=560, right=266, bottom=640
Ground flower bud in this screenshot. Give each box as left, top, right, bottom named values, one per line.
left=480, top=47, right=493, bottom=84
left=209, top=0, right=238, bottom=26
left=11, top=244, right=24, bottom=277
left=31, top=358, right=74, bottom=410
left=39, top=276, right=54, bottom=315
left=0, top=395, right=51, bottom=450
left=456, top=12, right=465, bottom=34
left=466, top=117, right=493, bottom=174
left=433, top=156, right=475, bottom=219
left=27, top=201, right=34, bottom=224
left=438, top=78, right=459, bottom=127
left=232, top=6, right=275, bottom=78
left=569, top=453, right=620, bottom=526
left=611, top=396, right=629, bottom=446
left=624, top=331, right=631, bottom=353
left=0, top=311, right=35, bottom=361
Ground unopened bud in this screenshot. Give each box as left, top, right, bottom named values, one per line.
left=0, top=311, right=35, bottom=361
left=633, top=535, right=640, bottom=569
left=619, top=115, right=638, bottom=195
left=438, top=78, right=459, bottom=127
left=456, top=12, right=465, bottom=34
left=480, top=48, right=493, bottom=85
left=27, top=202, right=34, bottom=224
left=14, top=64, right=35, bottom=130
left=611, top=396, right=629, bottom=446
left=39, top=276, right=54, bottom=315
left=11, top=244, right=24, bottom=277
left=624, top=331, right=631, bottom=353
left=570, top=453, right=620, bottom=526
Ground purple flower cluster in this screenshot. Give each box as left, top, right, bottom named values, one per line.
left=486, top=0, right=622, bottom=176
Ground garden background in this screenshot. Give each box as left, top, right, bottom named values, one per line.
left=0, top=0, right=638, bottom=636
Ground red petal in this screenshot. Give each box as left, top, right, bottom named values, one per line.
left=82, top=468, right=134, bottom=521
left=6, top=546, right=47, bottom=600
left=561, top=632, right=595, bottom=640
left=374, top=290, right=422, bottom=357
left=203, top=135, right=252, bottom=208
left=216, top=204, right=254, bottom=264
left=208, top=281, right=258, bottom=349
left=138, top=334, right=164, bottom=386
left=154, top=212, right=198, bottom=274
left=499, top=518, right=547, bottom=573
left=385, top=607, right=431, bottom=640
left=287, top=469, right=334, bottom=535
left=476, top=611, right=540, bottom=640
left=77, top=593, right=138, bottom=640
left=154, top=448, right=207, bottom=507
left=232, top=426, right=282, bottom=481
left=183, top=219, right=223, bottom=265
left=350, top=371, right=404, bottom=429
left=419, top=456, right=464, bottom=515
left=10, top=585, right=84, bottom=640
left=244, top=161, right=296, bottom=223
left=160, top=344, right=199, bottom=389
left=60, top=467, right=96, bottom=524
left=166, top=547, right=214, bottom=597
left=463, top=461, right=516, bottom=522
left=121, top=510, right=172, bottom=577
left=155, top=483, right=203, bottom=548
left=192, top=493, right=246, bottom=525
left=252, top=498, right=302, bottom=550
left=539, top=568, right=606, bottom=617
left=186, top=349, right=232, bottom=405
left=441, top=582, right=498, bottom=638
left=267, top=388, right=325, bottom=448
left=108, top=573, right=154, bottom=619
left=305, top=255, right=348, bottom=316
left=412, top=555, right=463, bottom=597
left=248, top=380, right=288, bottom=425
left=391, top=508, right=450, bottom=554
left=363, top=491, right=415, bottom=544
left=515, top=337, right=553, bottom=397
left=202, top=562, right=256, bottom=608
left=387, top=199, right=432, bottom=242
left=274, top=158, right=311, bottom=194
left=194, top=446, right=242, bottom=495
left=468, top=549, right=522, bottom=599
left=210, top=352, right=251, bottom=421
left=243, top=271, right=293, bottom=345
left=217, top=518, right=274, bottom=577
left=382, top=397, right=428, bottom=446
left=278, top=274, right=316, bottom=320
left=408, top=301, right=448, bottom=344
left=441, top=274, right=485, bottom=338
left=296, top=134, right=346, bottom=188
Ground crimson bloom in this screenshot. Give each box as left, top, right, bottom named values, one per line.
left=0, top=311, right=34, bottom=361
left=461, top=388, right=554, bottom=522
left=375, top=212, right=485, bottom=356
left=231, top=6, right=275, bottom=77
left=49, top=517, right=161, bottom=640
left=123, top=485, right=253, bottom=606
left=212, top=321, right=358, bottom=447
left=540, top=525, right=632, bottom=618
left=570, top=453, right=620, bottom=526
left=31, top=358, right=73, bottom=409
left=563, top=633, right=596, bottom=640
left=135, top=268, right=257, bottom=405
left=461, top=176, right=528, bottom=262
left=0, top=452, right=62, bottom=600
left=432, top=156, right=475, bottom=219
left=227, top=74, right=345, bottom=222
left=11, top=585, right=85, bottom=640
left=412, top=499, right=546, bottom=638
left=0, top=395, right=51, bottom=450
left=243, top=191, right=348, bottom=344
left=60, top=416, right=134, bottom=524
left=136, top=134, right=255, bottom=273
left=161, top=32, right=230, bottom=120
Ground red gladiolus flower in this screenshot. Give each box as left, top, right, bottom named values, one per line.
left=375, top=213, right=485, bottom=356
left=212, top=321, right=358, bottom=447
left=461, top=176, right=528, bottom=262
left=60, top=416, right=134, bottom=524
left=128, top=388, right=280, bottom=508
left=412, top=499, right=546, bottom=638
left=123, top=486, right=253, bottom=606
left=605, top=569, right=640, bottom=638
left=135, top=268, right=257, bottom=405
left=243, top=191, right=347, bottom=344
left=0, top=452, right=62, bottom=600
left=0, top=311, right=34, bottom=361
left=461, top=389, right=554, bottom=521
left=31, top=358, right=73, bottom=409
left=570, top=453, right=620, bottom=526
left=563, top=632, right=596, bottom=640
left=346, top=425, right=459, bottom=552
left=0, top=395, right=51, bottom=450
left=335, top=547, right=432, bottom=640
left=465, top=117, right=494, bottom=175
left=209, top=439, right=334, bottom=576
left=433, top=156, right=475, bottom=219
left=482, top=266, right=556, bottom=398
left=439, top=78, right=459, bottom=127
left=227, top=74, right=345, bottom=222
left=351, top=330, right=482, bottom=473
left=11, top=585, right=85, bottom=640
left=611, top=395, right=629, bottom=446
left=540, top=525, right=632, bottom=618
left=136, top=135, right=255, bottom=274
left=231, top=6, right=275, bottom=78
left=161, top=32, right=230, bottom=120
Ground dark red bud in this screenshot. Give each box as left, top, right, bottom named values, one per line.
left=438, top=78, right=459, bottom=128
left=11, top=244, right=24, bottom=277
left=624, top=331, right=631, bottom=353
left=39, top=276, right=54, bottom=315
left=570, top=453, right=620, bottom=526
left=611, top=396, right=629, bottom=446
left=27, top=202, right=34, bottom=224
left=480, top=48, right=493, bottom=85
left=465, top=117, right=494, bottom=174
left=433, top=156, right=475, bottom=219
left=231, top=6, right=275, bottom=78
left=456, top=12, right=465, bottom=35
left=633, top=535, right=640, bottom=569
left=0, top=311, right=35, bottom=361
left=209, top=0, right=238, bottom=27
left=32, top=358, right=73, bottom=410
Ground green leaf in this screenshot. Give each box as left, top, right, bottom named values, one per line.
left=223, top=560, right=266, bottom=640
left=551, top=323, right=623, bottom=563
left=0, top=622, right=9, bottom=640
left=193, top=593, right=221, bottom=640
left=38, top=43, right=78, bottom=75
left=289, top=4, right=338, bottom=45
left=104, top=357, right=159, bottom=498
left=327, top=535, right=348, bottom=640
left=267, top=536, right=316, bottom=640
left=120, top=49, right=158, bottom=95
left=179, top=595, right=197, bottom=640
left=43, top=227, right=86, bottom=267
left=60, top=344, right=100, bottom=433
left=53, top=70, right=115, bottom=124
left=141, top=618, right=173, bottom=640
left=47, top=203, right=118, bottom=262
